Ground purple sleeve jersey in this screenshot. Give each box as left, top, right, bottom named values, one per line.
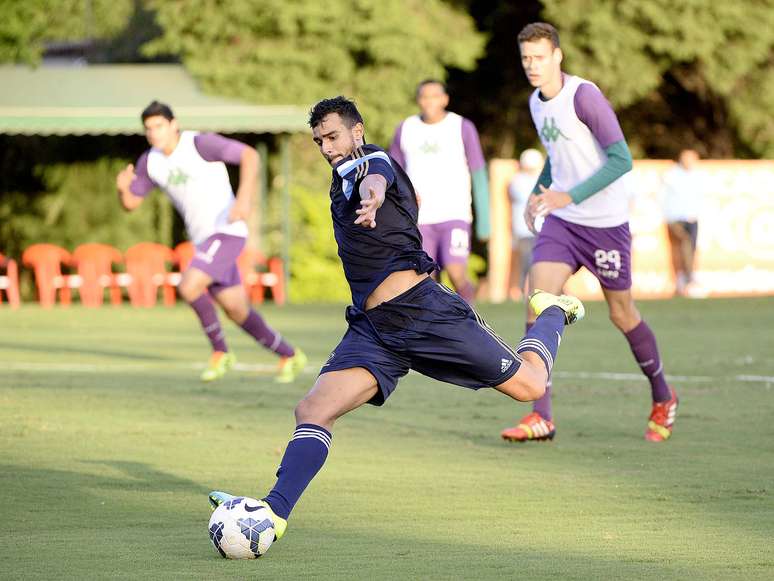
left=388, top=122, right=406, bottom=169
left=460, top=118, right=486, bottom=172
left=194, top=133, right=247, bottom=164
left=129, top=151, right=156, bottom=197
left=573, top=84, right=625, bottom=148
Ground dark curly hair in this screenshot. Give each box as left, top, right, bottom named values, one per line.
left=308, top=96, right=364, bottom=129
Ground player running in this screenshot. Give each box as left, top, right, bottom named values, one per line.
left=500, top=23, right=678, bottom=444
left=210, top=96, right=585, bottom=544
left=116, top=101, right=306, bottom=383
left=388, top=80, right=490, bottom=303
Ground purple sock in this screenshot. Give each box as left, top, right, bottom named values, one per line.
left=264, top=424, right=331, bottom=519
left=624, top=320, right=671, bottom=402
left=517, top=311, right=564, bottom=421
left=190, top=294, right=228, bottom=352
left=533, top=381, right=553, bottom=421
left=240, top=310, right=295, bottom=357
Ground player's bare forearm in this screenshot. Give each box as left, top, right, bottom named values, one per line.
left=229, top=147, right=258, bottom=222
left=235, top=146, right=259, bottom=206
left=116, top=164, right=143, bottom=211
left=117, top=187, right=143, bottom=212
left=359, top=174, right=386, bottom=206
left=355, top=174, right=386, bottom=229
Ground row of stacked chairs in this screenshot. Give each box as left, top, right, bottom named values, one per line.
left=0, top=242, right=285, bottom=309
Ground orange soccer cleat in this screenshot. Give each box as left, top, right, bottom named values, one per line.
left=501, top=411, right=556, bottom=442
left=645, top=387, right=679, bottom=442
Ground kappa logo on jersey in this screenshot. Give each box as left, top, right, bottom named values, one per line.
left=540, top=117, right=570, bottom=143
left=501, top=358, right=513, bottom=373
left=419, top=140, right=441, bottom=154
left=167, top=167, right=189, bottom=186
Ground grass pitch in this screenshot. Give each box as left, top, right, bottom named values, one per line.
left=1, top=297, right=772, bottom=580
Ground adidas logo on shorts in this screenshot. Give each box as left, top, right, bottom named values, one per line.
left=501, top=358, right=513, bottom=373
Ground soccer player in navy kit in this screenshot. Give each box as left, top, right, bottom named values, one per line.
left=209, top=97, right=585, bottom=544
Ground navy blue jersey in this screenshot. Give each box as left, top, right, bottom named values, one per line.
left=330, top=144, right=437, bottom=309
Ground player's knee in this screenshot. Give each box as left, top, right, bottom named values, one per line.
left=608, top=307, right=637, bottom=331
left=178, top=280, right=202, bottom=303
left=498, top=366, right=546, bottom=402
left=294, top=396, right=332, bottom=427
left=521, top=374, right=547, bottom=401
left=223, top=302, right=248, bottom=323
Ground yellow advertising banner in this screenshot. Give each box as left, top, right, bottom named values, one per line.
left=488, top=159, right=774, bottom=301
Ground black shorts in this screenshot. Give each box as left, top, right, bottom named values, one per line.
left=320, top=278, right=521, bottom=405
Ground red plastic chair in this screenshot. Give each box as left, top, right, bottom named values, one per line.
left=21, top=244, right=76, bottom=308
left=0, top=252, right=21, bottom=308
left=71, top=243, right=124, bottom=307
left=124, top=243, right=176, bottom=307
left=237, top=247, right=286, bottom=306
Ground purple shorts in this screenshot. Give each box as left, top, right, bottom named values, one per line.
left=188, top=233, right=245, bottom=294
left=419, top=220, right=471, bottom=269
left=532, top=215, right=632, bottom=291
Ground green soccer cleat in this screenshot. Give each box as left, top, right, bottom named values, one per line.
left=275, top=348, right=308, bottom=384
left=529, top=289, right=585, bottom=325
left=208, top=490, right=288, bottom=540
left=200, top=351, right=236, bottom=382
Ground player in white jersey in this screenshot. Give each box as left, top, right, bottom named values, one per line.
left=389, top=80, right=490, bottom=303
left=661, top=148, right=704, bottom=296
left=501, top=23, right=679, bottom=443
left=116, top=101, right=306, bottom=383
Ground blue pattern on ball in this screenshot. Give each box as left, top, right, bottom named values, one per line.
left=237, top=517, right=273, bottom=557
left=223, top=497, right=245, bottom=510
left=208, top=521, right=227, bottom=559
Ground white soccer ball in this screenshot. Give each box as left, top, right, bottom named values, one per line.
left=208, top=496, right=276, bottom=559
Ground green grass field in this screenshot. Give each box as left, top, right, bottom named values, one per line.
left=1, top=297, right=773, bottom=580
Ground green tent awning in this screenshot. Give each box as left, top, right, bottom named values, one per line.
left=0, top=64, right=308, bottom=135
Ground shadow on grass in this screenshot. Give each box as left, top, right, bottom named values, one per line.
left=0, top=339, right=172, bottom=361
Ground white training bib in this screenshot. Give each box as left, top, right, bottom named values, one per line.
left=398, top=112, right=472, bottom=225
left=529, top=75, right=630, bottom=227
left=146, top=131, right=248, bottom=244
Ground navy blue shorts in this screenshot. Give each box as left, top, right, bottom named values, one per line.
left=320, top=278, right=522, bottom=405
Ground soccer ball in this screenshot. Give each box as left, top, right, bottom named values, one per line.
left=208, top=496, right=275, bottom=559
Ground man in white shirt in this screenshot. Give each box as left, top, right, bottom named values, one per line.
left=389, top=80, right=491, bottom=302
left=116, top=101, right=306, bottom=383
left=501, top=23, right=678, bottom=444
left=661, top=149, right=703, bottom=295
left=508, top=148, right=543, bottom=299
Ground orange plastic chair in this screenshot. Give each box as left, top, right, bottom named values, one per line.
left=170, top=241, right=196, bottom=288
left=71, top=243, right=124, bottom=307
left=0, top=252, right=21, bottom=308
left=173, top=240, right=195, bottom=270
left=21, top=244, right=76, bottom=308
left=237, top=248, right=286, bottom=306
left=124, top=243, right=177, bottom=307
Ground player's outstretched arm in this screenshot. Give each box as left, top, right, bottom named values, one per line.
left=229, top=146, right=259, bottom=223
left=116, top=164, right=144, bottom=212
left=354, top=174, right=386, bottom=229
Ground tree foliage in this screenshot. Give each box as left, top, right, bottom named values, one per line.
left=445, top=0, right=774, bottom=158
left=540, top=0, right=774, bottom=157
left=144, top=0, right=485, bottom=144
left=0, top=0, right=133, bottom=63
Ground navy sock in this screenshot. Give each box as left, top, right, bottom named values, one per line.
left=263, top=423, right=332, bottom=519
left=516, top=306, right=565, bottom=375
